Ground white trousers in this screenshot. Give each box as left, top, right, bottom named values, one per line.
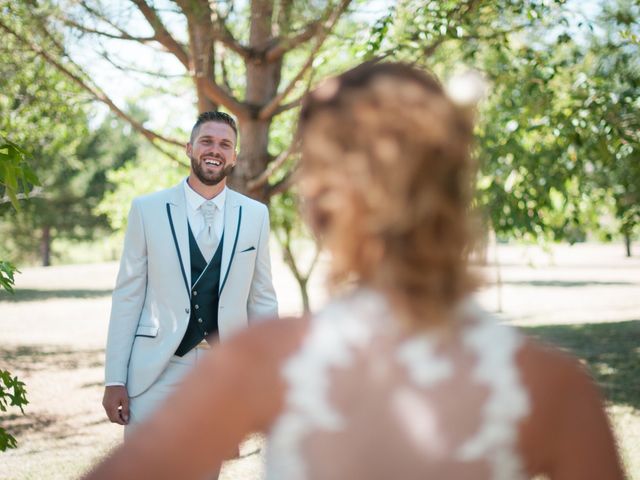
left=125, top=346, right=210, bottom=438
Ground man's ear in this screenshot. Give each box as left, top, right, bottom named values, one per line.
left=186, top=143, right=192, bottom=157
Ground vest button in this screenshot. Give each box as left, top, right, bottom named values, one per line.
left=193, top=290, right=198, bottom=296
left=197, top=318, right=203, bottom=323
left=195, top=304, right=199, bottom=310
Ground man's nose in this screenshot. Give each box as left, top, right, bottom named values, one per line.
left=206, top=143, right=223, bottom=155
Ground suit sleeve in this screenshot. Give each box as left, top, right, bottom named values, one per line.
left=247, top=205, right=279, bottom=321
left=104, top=199, right=148, bottom=386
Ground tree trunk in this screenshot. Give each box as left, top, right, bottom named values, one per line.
left=227, top=0, right=282, bottom=203
left=492, top=230, right=503, bottom=313
left=624, top=232, right=632, bottom=257
left=185, top=2, right=216, bottom=113
left=233, top=118, right=272, bottom=201
left=41, top=225, right=51, bottom=267
left=298, top=277, right=311, bottom=313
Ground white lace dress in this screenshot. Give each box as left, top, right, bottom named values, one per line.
left=266, top=289, right=530, bottom=480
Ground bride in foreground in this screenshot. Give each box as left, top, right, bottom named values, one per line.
left=84, top=62, right=623, bottom=480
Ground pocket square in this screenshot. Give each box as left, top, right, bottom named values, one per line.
left=239, top=246, right=256, bottom=253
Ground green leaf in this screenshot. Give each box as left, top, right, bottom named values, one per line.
left=0, top=368, right=28, bottom=451
left=0, top=261, right=18, bottom=293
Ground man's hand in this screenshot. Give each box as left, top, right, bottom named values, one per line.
left=102, top=385, right=130, bottom=425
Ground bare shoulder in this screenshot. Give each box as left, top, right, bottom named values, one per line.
left=517, top=337, right=595, bottom=397
left=516, top=337, right=624, bottom=479
left=204, top=317, right=310, bottom=430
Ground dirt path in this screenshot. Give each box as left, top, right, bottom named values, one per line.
left=1, top=242, right=638, bottom=479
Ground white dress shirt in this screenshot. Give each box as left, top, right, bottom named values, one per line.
left=183, top=179, right=226, bottom=247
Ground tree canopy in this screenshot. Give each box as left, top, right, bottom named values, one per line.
left=1, top=0, right=638, bottom=269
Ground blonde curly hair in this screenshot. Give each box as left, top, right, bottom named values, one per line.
left=298, top=62, right=478, bottom=326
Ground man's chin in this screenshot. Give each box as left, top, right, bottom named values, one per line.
left=199, top=175, right=225, bottom=186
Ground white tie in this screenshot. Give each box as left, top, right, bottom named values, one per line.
left=197, top=201, right=218, bottom=263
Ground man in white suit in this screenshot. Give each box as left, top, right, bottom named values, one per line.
left=102, top=111, right=278, bottom=441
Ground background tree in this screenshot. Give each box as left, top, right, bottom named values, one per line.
left=0, top=139, right=34, bottom=451
left=368, top=0, right=639, bottom=255
left=0, top=0, right=360, bottom=203
left=3, top=0, right=637, bottom=305
left=0, top=8, right=93, bottom=266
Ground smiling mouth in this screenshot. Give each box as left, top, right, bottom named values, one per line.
left=203, top=157, right=223, bottom=167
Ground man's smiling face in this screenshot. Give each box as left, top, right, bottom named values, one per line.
left=187, top=121, right=237, bottom=186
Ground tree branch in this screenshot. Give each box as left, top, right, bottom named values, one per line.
left=258, top=45, right=317, bottom=119
left=247, top=140, right=298, bottom=191
left=271, top=68, right=316, bottom=116
left=218, top=49, right=234, bottom=93
left=63, top=17, right=156, bottom=43
left=258, top=0, right=352, bottom=120
left=172, top=0, right=248, bottom=116
left=273, top=96, right=304, bottom=115
left=267, top=169, right=297, bottom=198
left=75, top=0, right=175, bottom=49
left=212, top=15, right=251, bottom=59
left=97, top=48, right=188, bottom=79
left=0, top=19, right=187, bottom=167
left=200, top=77, right=250, bottom=119
left=129, top=0, right=190, bottom=68
left=266, top=0, right=351, bottom=62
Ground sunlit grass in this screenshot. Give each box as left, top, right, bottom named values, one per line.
left=524, top=320, right=640, bottom=478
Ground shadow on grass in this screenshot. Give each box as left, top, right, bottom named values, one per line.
left=0, top=345, right=104, bottom=372
left=0, top=412, right=57, bottom=441
left=523, top=320, right=640, bottom=410
left=0, top=288, right=112, bottom=303
left=502, top=280, right=635, bottom=287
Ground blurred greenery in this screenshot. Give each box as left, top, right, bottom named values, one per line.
left=0, top=0, right=638, bottom=271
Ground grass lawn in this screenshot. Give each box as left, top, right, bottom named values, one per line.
left=524, top=321, right=640, bottom=477
left=1, top=242, right=638, bottom=478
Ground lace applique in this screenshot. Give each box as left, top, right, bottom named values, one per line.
left=266, top=290, right=530, bottom=480
left=455, top=312, right=530, bottom=480
left=267, top=291, right=386, bottom=479
left=396, top=335, right=453, bottom=387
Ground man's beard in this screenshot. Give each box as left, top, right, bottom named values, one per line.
left=190, top=155, right=234, bottom=186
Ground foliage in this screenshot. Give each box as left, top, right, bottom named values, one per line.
left=363, top=0, right=639, bottom=250
left=270, top=190, right=321, bottom=312
left=0, top=138, right=33, bottom=451
left=0, top=28, right=147, bottom=264
left=0, top=139, right=39, bottom=209
left=0, top=260, right=18, bottom=294
left=0, top=370, right=29, bottom=451
left=0, top=4, right=97, bottom=265
left=0, top=135, right=36, bottom=290
left=95, top=141, right=186, bottom=234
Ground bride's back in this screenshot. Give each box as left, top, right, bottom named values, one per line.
left=263, top=62, right=623, bottom=480
left=267, top=289, right=530, bottom=480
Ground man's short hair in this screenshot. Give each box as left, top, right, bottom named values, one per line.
left=190, top=111, right=238, bottom=143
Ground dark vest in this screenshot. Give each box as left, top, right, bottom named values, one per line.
left=174, top=226, right=223, bottom=356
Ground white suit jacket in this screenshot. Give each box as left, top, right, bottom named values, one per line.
left=105, top=182, right=278, bottom=397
